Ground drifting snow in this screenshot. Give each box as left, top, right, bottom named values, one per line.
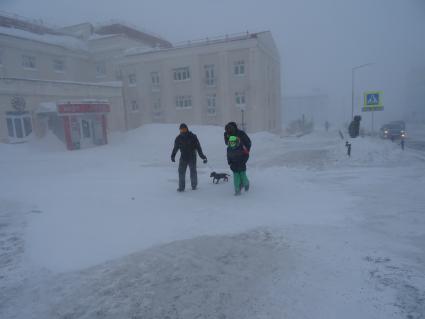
left=0, top=124, right=424, bottom=318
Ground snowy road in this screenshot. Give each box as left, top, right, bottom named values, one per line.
left=407, top=139, right=425, bottom=152
left=1, top=125, right=424, bottom=318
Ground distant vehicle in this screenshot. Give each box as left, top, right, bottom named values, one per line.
left=389, top=120, right=406, bottom=130
left=380, top=122, right=406, bottom=140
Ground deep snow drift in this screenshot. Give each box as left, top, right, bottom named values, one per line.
left=1, top=124, right=424, bottom=319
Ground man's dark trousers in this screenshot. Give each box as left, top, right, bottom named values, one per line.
left=178, top=157, right=197, bottom=190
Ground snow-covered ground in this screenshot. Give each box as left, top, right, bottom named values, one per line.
left=1, top=124, right=424, bottom=319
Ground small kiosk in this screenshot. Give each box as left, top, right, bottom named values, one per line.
left=57, top=101, right=110, bottom=150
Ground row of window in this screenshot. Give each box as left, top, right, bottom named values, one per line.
left=0, top=54, right=68, bottom=72
left=0, top=50, right=246, bottom=83
left=0, top=51, right=103, bottom=75
left=125, top=61, right=246, bottom=87
left=129, top=91, right=246, bottom=115
left=0, top=52, right=67, bottom=72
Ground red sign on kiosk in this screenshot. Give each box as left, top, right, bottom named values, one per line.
left=57, top=103, right=110, bottom=114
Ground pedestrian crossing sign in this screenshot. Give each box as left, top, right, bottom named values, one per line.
left=362, top=91, right=383, bottom=112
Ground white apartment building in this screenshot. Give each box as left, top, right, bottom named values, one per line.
left=0, top=12, right=281, bottom=147
left=120, top=32, right=281, bottom=133
left=0, top=13, right=170, bottom=146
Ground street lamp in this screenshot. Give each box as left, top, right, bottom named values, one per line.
left=351, top=62, right=375, bottom=119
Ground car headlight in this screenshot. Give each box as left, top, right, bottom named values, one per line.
left=384, top=130, right=388, bottom=134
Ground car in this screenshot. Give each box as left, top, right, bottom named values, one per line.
left=380, top=122, right=406, bottom=140
left=389, top=120, right=406, bottom=130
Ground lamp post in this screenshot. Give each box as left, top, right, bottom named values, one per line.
left=351, top=62, right=375, bottom=120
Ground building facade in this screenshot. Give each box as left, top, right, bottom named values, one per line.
left=120, top=32, right=281, bottom=133
left=0, top=12, right=281, bottom=147
left=0, top=13, right=170, bottom=145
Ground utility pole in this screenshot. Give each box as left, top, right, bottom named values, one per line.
left=351, top=62, right=375, bottom=120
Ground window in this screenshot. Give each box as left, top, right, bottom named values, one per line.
left=81, top=119, right=91, bottom=138
left=128, top=73, right=137, bottom=86
left=151, top=72, right=160, bottom=87
left=22, top=55, right=36, bottom=69
left=53, top=59, right=65, bottom=72
left=96, top=61, right=106, bottom=77
left=173, top=67, right=190, bottom=81
left=23, top=117, right=32, bottom=135
left=131, top=100, right=139, bottom=112
left=153, top=98, right=162, bottom=118
left=6, top=118, right=14, bottom=137
left=207, top=94, right=216, bottom=115
left=234, top=60, right=245, bottom=76
left=153, top=98, right=161, bottom=110
left=175, top=95, right=192, bottom=109
left=235, top=92, right=246, bottom=106
left=204, top=64, right=216, bottom=86
left=6, top=112, right=32, bottom=141
left=115, top=69, right=123, bottom=80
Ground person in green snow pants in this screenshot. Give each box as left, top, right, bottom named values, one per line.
left=226, top=135, right=250, bottom=195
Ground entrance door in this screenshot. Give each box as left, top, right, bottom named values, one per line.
left=6, top=112, right=33, bottom=143
left=79, top=118, right=94, bottom=148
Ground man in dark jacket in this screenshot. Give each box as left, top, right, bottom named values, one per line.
left=171, top=123, right=207, bottom=192
left=224, top=122, right=251, bottom=151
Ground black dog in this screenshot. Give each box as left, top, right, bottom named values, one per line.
left=210, top=172, right=229, bottom=184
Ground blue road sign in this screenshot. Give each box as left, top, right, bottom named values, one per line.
left=362, top=91, right=383, bottom=112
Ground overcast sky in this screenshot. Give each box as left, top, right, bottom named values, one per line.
left=1, top=0, right=424, bottom=122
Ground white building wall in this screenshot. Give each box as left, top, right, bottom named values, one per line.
left=119, top=32, right=281, bottom=133
left=0, top=23, right=282, bottom=144
left=0, top=34, right=92, bottom=82
left=0, top=78, right=125, bottom=143
left=199, top=52, right=221, bottom=126
left=0, top=25, right=161, bottom=142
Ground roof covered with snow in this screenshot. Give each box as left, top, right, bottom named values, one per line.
left=124, top=31, right=264, bottom=57
left=94, top=21, right=172, bottom=48
left=0, top=26, right=88, bottom=52
left=0, top=10, right=59, bottom=35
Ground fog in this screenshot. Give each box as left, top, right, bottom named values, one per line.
left=2, top=0, right=425, bottom=126
left=2, top=2, right=425, bottom=317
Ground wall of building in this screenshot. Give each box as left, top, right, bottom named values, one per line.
left=0, top=34, right=93, bottom=82
left=0, top=25, right=163, bottom=143
left=0, top=20, right=282, bottom=145
left=0, top=78, right=125, bottom=142
left=119, top=32, right=281, bottom=133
